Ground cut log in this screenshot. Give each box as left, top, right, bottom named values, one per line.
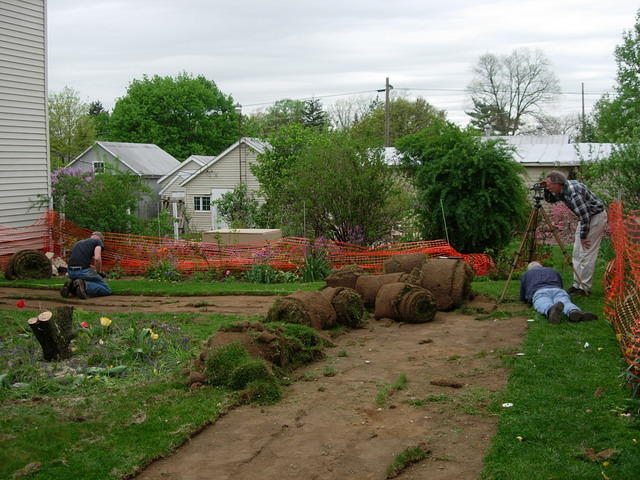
left=28, top=307, right=76, bottom=361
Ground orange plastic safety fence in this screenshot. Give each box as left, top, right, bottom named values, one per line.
left=604, top=201, right=640, bottom=382
left=0, top=211, right=494, bottom=277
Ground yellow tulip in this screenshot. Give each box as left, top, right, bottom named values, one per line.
left=151, top=333, right=159, bottom=340
left=100, top=317, right=112, bottom=327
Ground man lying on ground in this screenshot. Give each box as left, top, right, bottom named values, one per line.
left=519, top=261, right=597, bottom=324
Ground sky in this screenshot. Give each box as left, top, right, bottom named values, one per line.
left=47, top=0, right=639, bottom=125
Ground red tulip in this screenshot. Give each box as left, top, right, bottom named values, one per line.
left=16, top=300, right=25, bottom=308
left=80, top=322, right=89, bottom=328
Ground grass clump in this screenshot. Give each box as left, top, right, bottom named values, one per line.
left=376, top=374, right=408, bottom=407
left=204, top=342, right=250, bottom=386
left=228, top=359, right=274, bottom=390
left=242, top=379, right=282, bottom=405
left=385, top=444, right=431, bottom=478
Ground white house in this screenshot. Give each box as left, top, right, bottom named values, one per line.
left=0, top=0, right=51, bottom=251
left=177, top=137, right=268, bottom=231
left=67, top=141, right=180, bottom=219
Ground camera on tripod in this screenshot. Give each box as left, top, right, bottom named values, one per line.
left=530, top=181, right=547, bottom=192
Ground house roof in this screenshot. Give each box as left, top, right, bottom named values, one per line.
left=482, top=135, right=616, bottom=166
left=68, top=142, right=180, bottom=176
left=179, top=137, right=269, bottom=187
left=157, top=155, right=210, bottom=184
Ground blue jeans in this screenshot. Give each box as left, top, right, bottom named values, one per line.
left=532, top=287, right=579, bottom=317
left=68, top=268, right=112, bottom=297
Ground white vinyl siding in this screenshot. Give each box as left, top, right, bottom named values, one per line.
left=184, top=144, right=261, bottom=232
left=0, top=0, right=50, bottom=230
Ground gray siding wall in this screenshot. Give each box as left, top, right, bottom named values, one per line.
left=0, top=0, right=50, bottom=228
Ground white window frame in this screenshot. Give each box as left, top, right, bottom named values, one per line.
left=92, top=161, right=105, bottom=173
left=193, top=195, right=211, bottom=211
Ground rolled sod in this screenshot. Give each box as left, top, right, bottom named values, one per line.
left=374, top=282, right=436, bottom=323
left=266, top=290, right=337, bottom=330
left=321, top=286, right=365, bottom=328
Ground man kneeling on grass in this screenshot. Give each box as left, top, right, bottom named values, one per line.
left=519, top=261, right=597, bottom=324
left=60, top=231, right=112, bottom=299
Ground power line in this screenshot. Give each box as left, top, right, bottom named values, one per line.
left=240, top=84, right=614, bottom=110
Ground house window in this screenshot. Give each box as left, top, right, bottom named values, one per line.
left=194, top=196, right=211, bottom=211
left=92, top=161, right=105, bottom=173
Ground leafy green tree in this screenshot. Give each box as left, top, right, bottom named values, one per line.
left=396, top=119, right=528, bottom=252
left=108, top=73, right=238, bottom=160
left=350, top=97, right=445, bottom=146
left=580, top=142, right=640, bottom=209
left=254, top=128, right=409, bottom=243
left=50, top=165, right=150, bottom=233
left=251, top=123, right=318, bottom=226
left=591, top=10, right=640, bottom=141
left=88, top=100, right=111, bottom=139
left=243, top=98, right=307, bottom=138
left=48, top=86, right=96, bottom=169
left=467, top=48, right=561, bottom=135
left=213, top=183, right=260, bottom=228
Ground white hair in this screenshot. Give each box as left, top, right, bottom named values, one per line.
left=527, top=261, right=543, bottom=270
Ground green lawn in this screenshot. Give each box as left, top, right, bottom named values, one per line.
left=0, top=310, right=252, bottom=480
left=0, top=276, right=325, bottom=296
left=477, top=249, right=640, bottom=480
left=2, top=248, right=639, bottom=479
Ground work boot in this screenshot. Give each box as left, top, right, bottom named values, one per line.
left=547, top=302, right=564, bottom=324
left=568, top=310, right=597, bottom=322
left=567, top=287, right=587, bottom=296
left=60, top=278, right=74, bottom=298
left=73, top=279, right=88, bottom=299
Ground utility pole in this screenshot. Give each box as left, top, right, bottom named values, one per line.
left=581, top=82, right=586, bottom=142
left=384, top=77, right=392, bottom=147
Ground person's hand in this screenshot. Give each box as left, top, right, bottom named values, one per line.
left=581, top=238, right=591, bottom=249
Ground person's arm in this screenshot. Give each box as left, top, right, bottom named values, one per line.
left=93, top=245, right=103, bottom=273
left=519, top=274, right=528, bottom=302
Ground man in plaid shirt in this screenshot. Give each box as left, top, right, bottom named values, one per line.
left=543, top=170, right=607, bottom=296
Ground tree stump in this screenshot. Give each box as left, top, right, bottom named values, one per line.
left=28, top=307, right=76, bottom=361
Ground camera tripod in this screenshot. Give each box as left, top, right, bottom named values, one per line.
left=498, top=186, right=587, bottom=303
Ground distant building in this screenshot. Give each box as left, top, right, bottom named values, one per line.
left=176, top=137, right=268, bottom=231
left=67, top=141, right=180, bottom=219
left=0, top=0, right=51, bottom=248
left=482, top=135, right=616, bottom=186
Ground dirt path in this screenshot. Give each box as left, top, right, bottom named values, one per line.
left=135, top=296, right=529, bottom=480
left=0, top=287, right=277, bottom=315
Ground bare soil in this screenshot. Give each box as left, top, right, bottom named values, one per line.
left=134, top=295, right=528, bottom=480
left=1, top=286, right=529, bottom=479
left=0, top=287, right=276, bottom=315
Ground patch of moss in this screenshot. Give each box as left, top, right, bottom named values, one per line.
left=228, top=359, right=274, bottom=390
left=204, top=342, right=249, bottom=386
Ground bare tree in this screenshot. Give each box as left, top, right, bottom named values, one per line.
left=467, top=48, right=561, bottom=135
left=519, top=113, right=581, bottom=140
left=328, top=95, right=380, bottom=130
